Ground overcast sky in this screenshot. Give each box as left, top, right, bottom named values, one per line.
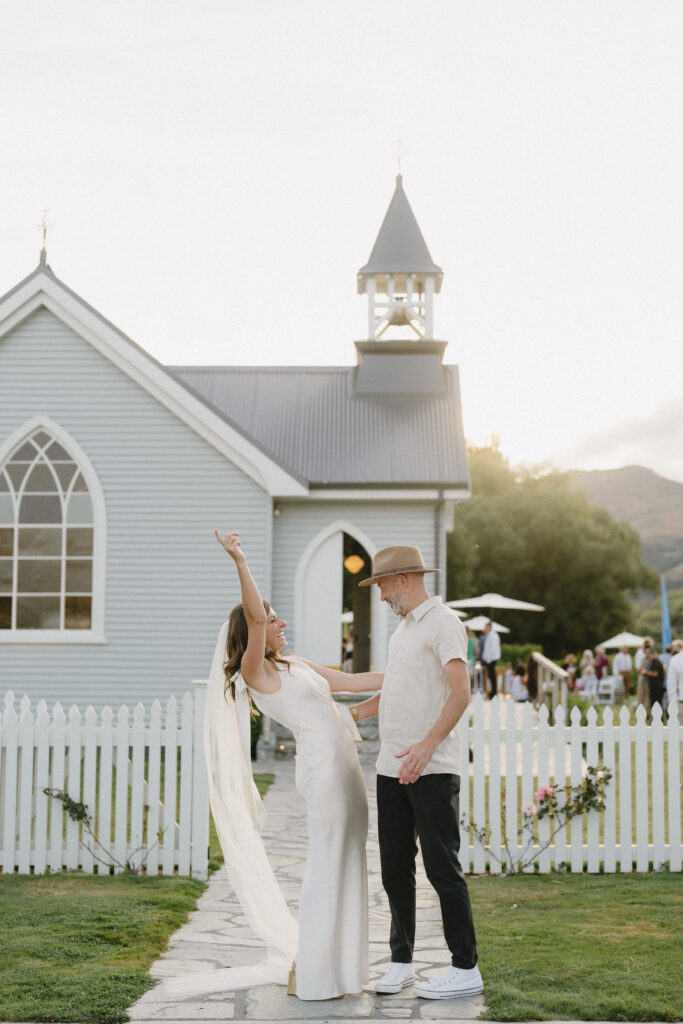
left=2, top=0, right=682, bottom=482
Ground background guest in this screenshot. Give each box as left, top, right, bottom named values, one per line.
left=511, top=663, right=530, bottom=702
left=612, top=645, right=633, bottom=698
left=594, top=646, right=610, bottom=680
left=563, top=652, right=577, bottom=692
left=642, top=648, right=665, bottom=722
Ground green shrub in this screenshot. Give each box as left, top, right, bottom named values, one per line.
left=500, top=642, right=543, bottom=666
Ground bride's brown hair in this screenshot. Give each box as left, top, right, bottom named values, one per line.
left=223, top=601, right=289, bottom=702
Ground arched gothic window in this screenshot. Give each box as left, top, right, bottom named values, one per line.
left=0, top=422, right=104, bottom=638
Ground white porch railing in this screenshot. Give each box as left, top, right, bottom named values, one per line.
left=0, top=683, right=208, bottom=878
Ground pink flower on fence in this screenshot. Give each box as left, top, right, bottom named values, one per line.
left=535, top=785, right=555, bottom=801
left=522, top=802, right=537, bottom=817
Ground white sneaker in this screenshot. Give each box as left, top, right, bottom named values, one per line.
left=375, top=962, right=415, bottom=993
left=414, top=964, right=484, bottom=999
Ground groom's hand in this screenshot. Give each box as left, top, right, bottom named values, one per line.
left=396, top=738, right=436, bottom=784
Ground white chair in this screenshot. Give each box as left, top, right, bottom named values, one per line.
left=597, top=675, right=618, bottom=704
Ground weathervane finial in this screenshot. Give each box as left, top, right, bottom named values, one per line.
left=39, top=209, right=51, bottom=266
left=395, top=138, right=404, bottom=175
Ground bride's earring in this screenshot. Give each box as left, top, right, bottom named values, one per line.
left=287, top=961, right=296, bottom=996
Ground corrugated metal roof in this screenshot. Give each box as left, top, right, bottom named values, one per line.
left=168, top=364, right=469, bottom=487
left=358, top=176, right=443, bottom=277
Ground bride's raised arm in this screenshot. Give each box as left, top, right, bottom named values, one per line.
left=215, top=529, right=271, bottom=690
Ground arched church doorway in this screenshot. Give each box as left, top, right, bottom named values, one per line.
left=295, top=522, right=386, bottom=671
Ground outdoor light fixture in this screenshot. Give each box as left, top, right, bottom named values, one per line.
left=343, top=554, right=365, bottom=574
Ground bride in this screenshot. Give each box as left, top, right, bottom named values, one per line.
left=211, top=529, right=382, bottom=1000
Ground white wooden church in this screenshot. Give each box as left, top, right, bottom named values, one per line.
left=0, top=177, right=470, bottom=708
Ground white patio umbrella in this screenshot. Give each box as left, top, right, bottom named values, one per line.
left=599, top=631, right=645, bottom=649
left=447, top=592, right=545, bottom=612
left=463, top=615, right=510, bottom=633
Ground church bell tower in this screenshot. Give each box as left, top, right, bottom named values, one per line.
left=354, top=176, right=448, bottom=397
left=357, top=175, right=443, bottom=341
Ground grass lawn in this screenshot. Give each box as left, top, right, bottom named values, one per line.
left=0, top=771, right=274, bottom=1024
left=469, top=873, right=683, bottom=1021
left=0, top=872, right=204, bottom=1024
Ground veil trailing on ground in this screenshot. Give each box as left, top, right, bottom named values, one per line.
left=160, top=621, right=298, bottom=999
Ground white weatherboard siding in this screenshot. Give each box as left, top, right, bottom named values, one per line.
left=272, top=501, right=438, bottom=668
left=0, top=308, right=270, bottom=708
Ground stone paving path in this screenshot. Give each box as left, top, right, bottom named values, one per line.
left=129, top=753, right=486, bottom=1023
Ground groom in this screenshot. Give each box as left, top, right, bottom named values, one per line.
left=356, top=545, right=482, bottom=1000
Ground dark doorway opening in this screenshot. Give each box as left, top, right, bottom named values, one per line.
left=342, top=533, right=371, bottom=672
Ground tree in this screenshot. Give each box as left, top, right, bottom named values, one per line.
left=447, top=444, right=658, bottom=657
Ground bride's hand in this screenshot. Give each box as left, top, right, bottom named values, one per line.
left=215, top=529, right=247, bottom=563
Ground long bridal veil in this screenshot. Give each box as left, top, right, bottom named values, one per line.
left=160, top=621, right=298, bottom=999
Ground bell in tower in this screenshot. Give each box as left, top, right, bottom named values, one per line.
left=357, top=175, right=443, bottom=341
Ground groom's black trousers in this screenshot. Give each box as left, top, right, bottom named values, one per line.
left=377, top=772, right=478, bottom=969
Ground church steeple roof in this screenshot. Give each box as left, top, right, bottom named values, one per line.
left=358, top=175, right=442, bottom=278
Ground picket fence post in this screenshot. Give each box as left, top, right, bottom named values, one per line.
left=552, top=703, right=567, bottom=870
left=667, top=709, right=681, bottom=872
left=602, top=706, right=616, bottom=873
left=488, top=697, right=502, bottom=875
left=17, top=698, right=34, bottom=873
left=191, top=680, right=209, bottom=880
left=651, top=704, right=665, bottom=870
left=34, top=700, right=50, bottom=874
left=634, top=704, right=649, bottom=871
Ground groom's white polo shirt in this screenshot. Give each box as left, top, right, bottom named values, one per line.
left=376, top=595, right=468, bottom=778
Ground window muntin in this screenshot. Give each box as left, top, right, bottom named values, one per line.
left=0, top=429, right=95, bottom=631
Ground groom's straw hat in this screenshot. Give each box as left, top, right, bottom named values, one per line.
left=358, top=545, right=439, bottom=587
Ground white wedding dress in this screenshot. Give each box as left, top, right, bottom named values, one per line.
left=246, top=658, right=369, bottom=1000
left=166, top=624, right=369, bottom=1004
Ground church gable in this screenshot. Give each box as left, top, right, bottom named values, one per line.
left=0, top=265, right=306, bottom=498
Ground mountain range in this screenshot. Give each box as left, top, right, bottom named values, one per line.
left=572, top=466, right=683, bottom=584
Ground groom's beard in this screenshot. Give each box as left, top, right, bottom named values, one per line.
left=388, top=597, right=407, bottom=617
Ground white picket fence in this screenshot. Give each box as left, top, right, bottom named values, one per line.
left=458, top=693, right=682, bottom=874
left=0, top=683, right=209, bottom=878
left=1, top=686, right=681, bottom=877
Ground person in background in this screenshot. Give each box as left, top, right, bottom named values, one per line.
left=635, top=636, right=653, bottom=675
left=579, top=649, right=594, bottom=675
left=480, top=621, right=501, bottom=699
left=563, top=653, right=577, bottom=692
left=612, top=645, right=633, bottom=698
left=525, top=655, right=538, bottom=702
left=576, top=663, right=596, bottom=692
left=503, top=662, right=514, bottom=697
left=511, top=663, right=529, bottom=702
left=660, top=644, right=673, bottom=711
left=666, top=639, right=683, bottom=722
left=594, top=647, right=610, bottom=680
left=642, top=648, right=665, bottom=722
left=342, top=632, right=355, bottom=673
left=637, top=639, right=654, bottom=710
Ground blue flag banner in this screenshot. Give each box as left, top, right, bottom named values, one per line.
left=661, top=577, right=672, bottom=650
